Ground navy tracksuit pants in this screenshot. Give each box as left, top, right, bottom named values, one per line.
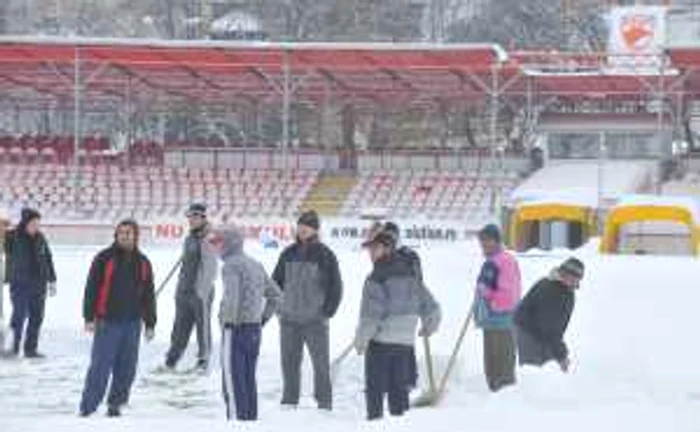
left=364, top=341, right=413, bottom=420
left=221, top=323, right=261, bottom=421
left=79, top=320, right=141, bottom=415
left=9, top=282, right=46, bottom=355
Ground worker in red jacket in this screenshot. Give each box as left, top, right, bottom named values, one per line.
left=79, top=219, right=157, bottom=417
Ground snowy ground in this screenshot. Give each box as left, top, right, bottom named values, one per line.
left=2, top=239, right=700, bottom=432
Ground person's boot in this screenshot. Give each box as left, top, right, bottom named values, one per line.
left=11, top=335, right=20, bottom=356
left=24, top=351, right=46, bottom=359
left=194, top=359, right=209, bottom=375
left=107, top=406, right=121, bottom=417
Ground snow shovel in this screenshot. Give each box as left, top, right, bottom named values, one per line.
left=330, top=342, right=354, bottom=384
left=411, top=335, right=437, bottom=406
left=413, top=297, right=476, bottom=408
left=155, top=256, right=183, bottom=298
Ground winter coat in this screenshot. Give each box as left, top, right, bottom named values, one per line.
left=474, top=249, right=522, bottom=330
left=176, top=224, right=217, bottom=301
left=514, top=271, right=575, bottom=362
left=83, top=244, right=157, bottom=329
left=355, top=254, right=441, bottom=349
left=218, top=227, right=282, bottom=326
left=4, top=229, right=56, bottom=288
left=272, top=237, right=343, bottom=323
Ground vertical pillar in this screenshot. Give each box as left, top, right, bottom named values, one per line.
left=125, top=76, right=133, bottom=164
left=73, top=47, right=82, bottom=212
left=656, top=54, right=666, bottom=194
left=597, top=130, right=606, bottom=229
left=488, top=64, right=499, bottom=217
left=282, top=48, right=291, bottom=168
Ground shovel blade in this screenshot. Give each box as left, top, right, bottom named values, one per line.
left=411, top=390, right=440, bottom=407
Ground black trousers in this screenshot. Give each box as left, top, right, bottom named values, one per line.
left=165, top=293, right=213, bottom=368
left=364, top=341, right=413, bottom=420
left=10, top=282, right=46, bottom=355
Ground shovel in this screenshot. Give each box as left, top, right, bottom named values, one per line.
left=413, top=298, right=476, bottom=407
left=330, top=342, right=354, bottom=384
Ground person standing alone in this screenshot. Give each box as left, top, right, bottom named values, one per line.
left=4, top=208, right=56, bottom=358
left=474, top=224, right=522, bottom=392
left=272, top=210, right=343, bottom=410
left=163, top=203, right=217, bottom=372
left=79, top=219, right=156, bottom=417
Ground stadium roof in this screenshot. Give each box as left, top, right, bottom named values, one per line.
left=0, top=37, right=697, bottom=110
left=0, top=36, right=509, bottom=108
left=667, top=47, right=700, bottom=97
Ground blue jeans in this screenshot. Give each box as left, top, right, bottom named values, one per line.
left=221, top=323, right=261, bottom=421
left=79, top=320, right=141, bottom=415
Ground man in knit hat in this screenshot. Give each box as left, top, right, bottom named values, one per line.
left=355, top=229, right=441, bottom=420
left=474, top=223, right=522, bottom=392
left=515, top=257, right=584, bottom=373
left=272, top=210, right=343, bottom=410
left=5, top=208, right=56, bottom=358
left=162, top=203, right=218, bottom=372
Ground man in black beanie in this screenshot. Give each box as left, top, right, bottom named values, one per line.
left=272, top=210, right=343, bottom=410
left=4, top=208, right=56, bottom=358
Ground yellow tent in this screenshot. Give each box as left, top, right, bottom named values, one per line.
left=507, top=201, right=597, bottom=251
left=600, top=196, right=700, bottom=255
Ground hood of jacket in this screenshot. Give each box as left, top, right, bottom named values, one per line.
left=219, top=226, right=245, bottom=258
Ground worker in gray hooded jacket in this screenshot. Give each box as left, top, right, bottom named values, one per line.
left=354, top=230, right=441, bottom=420
left=209, top=226, right=281, bottom=421
left=163, top=203, right=218, bottom=372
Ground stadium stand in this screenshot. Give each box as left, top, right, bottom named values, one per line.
left=340, top=166, right=521, bottom=222
left=0, top=163, right=318, bottom=222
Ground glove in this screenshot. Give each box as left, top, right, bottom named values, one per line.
left=85, top=321, right=97, bottom=333
left=145, top=328, right=155, bottom=342
left=558, top=357, right=570, bottom=373
left=354, top=338, right=367, bottom=356
left=419, top=315, right=440, bottom=337
left=47, top=282, right=57, bottom=297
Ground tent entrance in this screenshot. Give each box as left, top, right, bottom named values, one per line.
left=618, top=221, right=693, bottom=255
left=518, top=219, right=586, bottom=251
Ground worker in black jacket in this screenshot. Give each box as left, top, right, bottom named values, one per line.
left=79, top=219, right=156, bottom=417
left=272, top=210, right=343, bottom=411
left=4, top=208, right=57, bottom=358
left=514, top=257, right=584, bottom=373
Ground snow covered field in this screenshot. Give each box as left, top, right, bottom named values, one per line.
left=2, top=239, right=700, bottom=432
